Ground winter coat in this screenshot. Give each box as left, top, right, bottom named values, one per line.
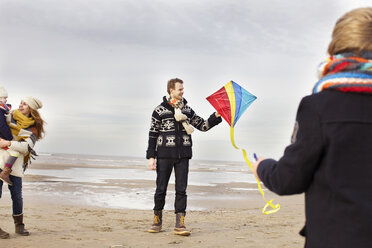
left=0, top=113, right=37, bottom=178
left=257, top=90, right=372, bottom=248
left=0, top=108, right=12, bottom=141
left=146, top=96, right=222, bottom=159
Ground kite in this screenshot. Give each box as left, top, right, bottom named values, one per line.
left=207, top=80, right=280, bottom=214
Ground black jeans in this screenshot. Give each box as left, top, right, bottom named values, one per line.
left=0, top=169, right=23, bottom=215
left=154, top=158, right=189, bottom=213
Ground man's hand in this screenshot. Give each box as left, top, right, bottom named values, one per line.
left=251, top=156, right=265, bottom=181
left=215, top=112, right=221, bottom=118
left=148, top=158, right=156, bottom=170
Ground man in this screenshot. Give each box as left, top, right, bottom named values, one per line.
left=146, top=78, right=221, bottom=236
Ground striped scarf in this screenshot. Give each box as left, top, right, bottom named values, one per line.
left=0, top=102, right=11, bottom=114
left=313, top=52, right=372, bottom=94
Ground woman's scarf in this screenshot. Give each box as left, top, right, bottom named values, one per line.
left=313, top=52, right=372, bottom=94
left=10, top=109, right=35, bottom=140
left=167, top=95, right=194, bottom=135
left=6, top=109, right=37, bottom=171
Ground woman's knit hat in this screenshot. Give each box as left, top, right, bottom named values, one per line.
left=0, top=86, right=8, bottom=98
left=23, top=97, right=43, bottom=110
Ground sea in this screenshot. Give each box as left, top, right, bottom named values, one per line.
left=18, top=153, right=260, bottom=210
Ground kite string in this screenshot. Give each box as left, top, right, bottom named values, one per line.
left=230, top=126, right=280, bottom=214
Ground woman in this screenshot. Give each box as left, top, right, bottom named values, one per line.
left=0, top=97, right=44, bottom=239
left=252, top=8, right=372, bottom=248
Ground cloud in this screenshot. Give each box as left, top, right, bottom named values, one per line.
left=0, top=0, right=371, bottom=160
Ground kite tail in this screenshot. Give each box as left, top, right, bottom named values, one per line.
left=230, top=126, right=280, bottom=214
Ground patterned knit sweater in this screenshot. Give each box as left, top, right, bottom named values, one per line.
left=146, top=96, right=222, bottom=159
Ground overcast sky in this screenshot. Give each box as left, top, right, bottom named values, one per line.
left=0, top=0, right=370, bottom=161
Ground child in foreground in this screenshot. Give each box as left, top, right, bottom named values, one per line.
left=252, top=8, right=372, bottom=248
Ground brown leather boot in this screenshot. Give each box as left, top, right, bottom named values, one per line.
left=174, top=212, right=190, bottom=236
left=0, top=227, right=10, bottom=239
left=0, top=167, right=13, bottom=186
left=13, top=214, right=30, bottom=236
left=147, top=210, right=162, bottom=233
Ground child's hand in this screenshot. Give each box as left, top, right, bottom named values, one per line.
left=0, top=139, right=10, bottom=148
left=252, top=156, right=265, bottom=181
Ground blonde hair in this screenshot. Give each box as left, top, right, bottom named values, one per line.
left=328, top=7, right=372, bottom=55
left=30, top=108, right=45, bottom=140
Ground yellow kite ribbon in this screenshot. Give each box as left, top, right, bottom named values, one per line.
left=230, top=127, right=280, bottom=214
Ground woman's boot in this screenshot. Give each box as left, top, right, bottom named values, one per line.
left=147, top=210, right=162, bottom=233
left=0, top=167, right=13, bottom=186
left=174, top=212, right=190, bottom=236
left=13, top=214, right=30, bottom=236
left=0, top=228, right=10, bottom=239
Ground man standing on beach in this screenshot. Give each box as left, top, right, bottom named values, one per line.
left=146, top=78, right=221, bottom=236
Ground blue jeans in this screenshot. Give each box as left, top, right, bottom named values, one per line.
left=154, top=158, right=189, bottom=213
left=0, top=169, right=23, bottom=215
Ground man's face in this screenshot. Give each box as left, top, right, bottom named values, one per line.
left=170, top=82, right=184, bottom=100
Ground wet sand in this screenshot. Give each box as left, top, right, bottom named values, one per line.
left=0, top=162, right=306, bottom=247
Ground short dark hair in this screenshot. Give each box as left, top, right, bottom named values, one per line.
left=167, top=78, right=183, bottom=94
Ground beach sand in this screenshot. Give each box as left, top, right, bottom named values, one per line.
left=0, top=162, right=306, bottom=248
